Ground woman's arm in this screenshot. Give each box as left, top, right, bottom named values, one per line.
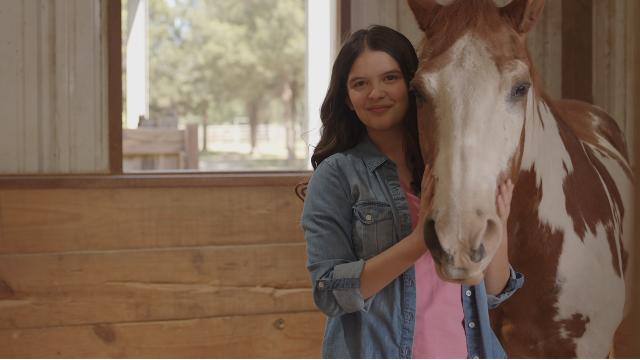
left=359, top=166, right=434, bottom=299
left=484, top=179, right=514, bottom=295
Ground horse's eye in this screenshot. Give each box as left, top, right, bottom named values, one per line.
left=410, top=86, right=426, bottom=103
left=511, top=82, right=531, bottom=98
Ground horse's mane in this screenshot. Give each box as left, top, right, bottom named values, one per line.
left=423, top=0, right=503, bottom=59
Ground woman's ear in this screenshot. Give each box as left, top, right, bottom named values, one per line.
left=500, top=0, right=545, bottom=34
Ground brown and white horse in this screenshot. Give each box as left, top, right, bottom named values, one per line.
left=408, top=0, right=634, bottom=357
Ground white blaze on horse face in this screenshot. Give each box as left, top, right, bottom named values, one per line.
left=421, top=33, right=526, bottom=275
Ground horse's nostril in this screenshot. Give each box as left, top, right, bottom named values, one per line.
left=470, top=244, right=485, bottom=263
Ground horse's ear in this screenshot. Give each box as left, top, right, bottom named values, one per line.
left=407, top=0, right=444, bottom=33
left=500, top=0, right=545, bottom=34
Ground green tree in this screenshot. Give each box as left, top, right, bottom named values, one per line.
left=147, top=0, right=305, bottom=155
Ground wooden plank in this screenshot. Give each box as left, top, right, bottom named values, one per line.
left=22, top=0, right=41, bottom=173
left=108, top=0, right=123, bottom=174
left=625, top=0, right=637, bottom=165
left=184, top=124, right=199, bottom=169
left=592, top=0, right=627, bottom=132
left=396, top=0, right=422, bottom=47
left=339, top=0, right=351, bottom=42
left=0, top=243, right=314, bottom=329
left=54, top=0, right=72, bottom=173
left=561, top=0, right=592, bottom=103
left=72, top=0, right=101, bottom=171
left=123, top=128, right=186, bottom=155
left=350, top=0, right=398, bottom=31
left=0, top=186, right=305, bottom=254
left=0, top=311, right=324, bottom=358
left=527, top=0, right=562, bottom=100
left=0, top=0, right=21, bottom=173
left=0, top=173, right=311, bottom=189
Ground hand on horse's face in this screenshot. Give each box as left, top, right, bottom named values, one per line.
left=496, top=179, right=514, bottom=240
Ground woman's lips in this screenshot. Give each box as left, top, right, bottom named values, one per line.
left=367, top=105, right=392, bottom=113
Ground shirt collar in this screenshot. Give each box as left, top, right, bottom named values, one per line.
left=352, top=134, right=390, bottom=173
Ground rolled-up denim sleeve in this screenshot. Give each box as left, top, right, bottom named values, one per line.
left=301, top=159, right=371, bottom=317
left=487, top=265, right=524, bottom=309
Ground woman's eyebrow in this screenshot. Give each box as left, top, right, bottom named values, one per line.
left=348, top=76, right=366, bottom=84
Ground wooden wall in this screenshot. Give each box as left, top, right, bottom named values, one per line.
left=0, top=180, right=322, bottom=357
left=0, top=0, right=638, bottom=358
left=0, top=0, right=109, bottom=175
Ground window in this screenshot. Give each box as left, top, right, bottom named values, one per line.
left=122, top=0, right=335, bottom=172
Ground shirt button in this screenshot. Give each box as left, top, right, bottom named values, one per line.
left=468, top=321, right=476, bottom=329
left=365, top=214, right=373, bottom=221
left=465, top=289, right=472, bottom=297
left=317, top=281, right=325, bottom=289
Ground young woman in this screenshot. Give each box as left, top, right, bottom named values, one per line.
left=301, top=25, right=523, bottom=359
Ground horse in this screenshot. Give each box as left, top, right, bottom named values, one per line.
left=407, top=0, right=634, bottom=357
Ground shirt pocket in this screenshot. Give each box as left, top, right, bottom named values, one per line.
left=352, top=201, right=395, bottom=260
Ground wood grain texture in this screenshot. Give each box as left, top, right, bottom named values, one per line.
left=593, top=0, right=628, bottom=133
left=108, top=0, right=123, bottom=174
left=0, top=186, right=304, bottom=254
left=0, top=243, right=313, bottom=329
left=0, top=312, right=324, bottom=358
left=527, top=0, right=563, bottom=100
left=0, top=173, right=310, bottom=189
left=0, top=0, right=109, bottom=175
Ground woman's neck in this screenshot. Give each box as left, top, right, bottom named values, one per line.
left=368, top=128, right=405, bottom=162
left=367, top=128, right=412, bottom=188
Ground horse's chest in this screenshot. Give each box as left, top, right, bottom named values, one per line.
left=503, top=212, right=625, bottom=357
left=553, top=226, right=625, bottom=357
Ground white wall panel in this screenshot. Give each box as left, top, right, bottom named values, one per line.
left=0, top=0, right=108, bottom=174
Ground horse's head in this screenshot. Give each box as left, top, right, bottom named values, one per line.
left=409, top=0, right=544, bottom=284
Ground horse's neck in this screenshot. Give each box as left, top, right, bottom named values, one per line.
left=518, top=94, right=575, bottom=230
left=520, top=94, right=570, bottom=173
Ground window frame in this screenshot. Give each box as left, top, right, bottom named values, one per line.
left=0, top=0, right=351, bottom=189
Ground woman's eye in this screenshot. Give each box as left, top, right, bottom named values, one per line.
left=384, top=74, right=400, bottom=82
left=510, top=82, right=531, bottom=98
left=352, top=80, right=366, bottom=89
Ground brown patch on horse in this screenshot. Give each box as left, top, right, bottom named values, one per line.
left=491, top=168, right=578, bottom=357
left=545, top=101, right=628, bottom=277
left=554, top=99, right=631, bottom=173
left=559, top=313, right=590, bottom=338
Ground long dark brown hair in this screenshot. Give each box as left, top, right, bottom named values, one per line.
left=296, top=25, right=424, bottom=200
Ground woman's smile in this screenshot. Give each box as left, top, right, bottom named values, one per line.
left=367, top=104, right=394, bottom=113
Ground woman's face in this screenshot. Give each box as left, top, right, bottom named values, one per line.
left=346, top=49, right=409, bottom=134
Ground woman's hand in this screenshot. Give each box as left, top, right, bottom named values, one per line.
left=484, top=178, right=514, bottom=295
left=496, top=179, right=514, bottom=238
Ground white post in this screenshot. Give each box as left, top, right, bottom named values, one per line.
left=306, top=0, right=335, bottom=169
left=126, top=0, right=149, bottom=129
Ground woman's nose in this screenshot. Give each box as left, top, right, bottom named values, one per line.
left=368, top=83, right=386, bottom=99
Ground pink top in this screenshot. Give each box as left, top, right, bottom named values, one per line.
left=403, top=189, right=467, bottom=359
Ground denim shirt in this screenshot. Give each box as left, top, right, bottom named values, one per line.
left=301, top=135, right=524, bottom=359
